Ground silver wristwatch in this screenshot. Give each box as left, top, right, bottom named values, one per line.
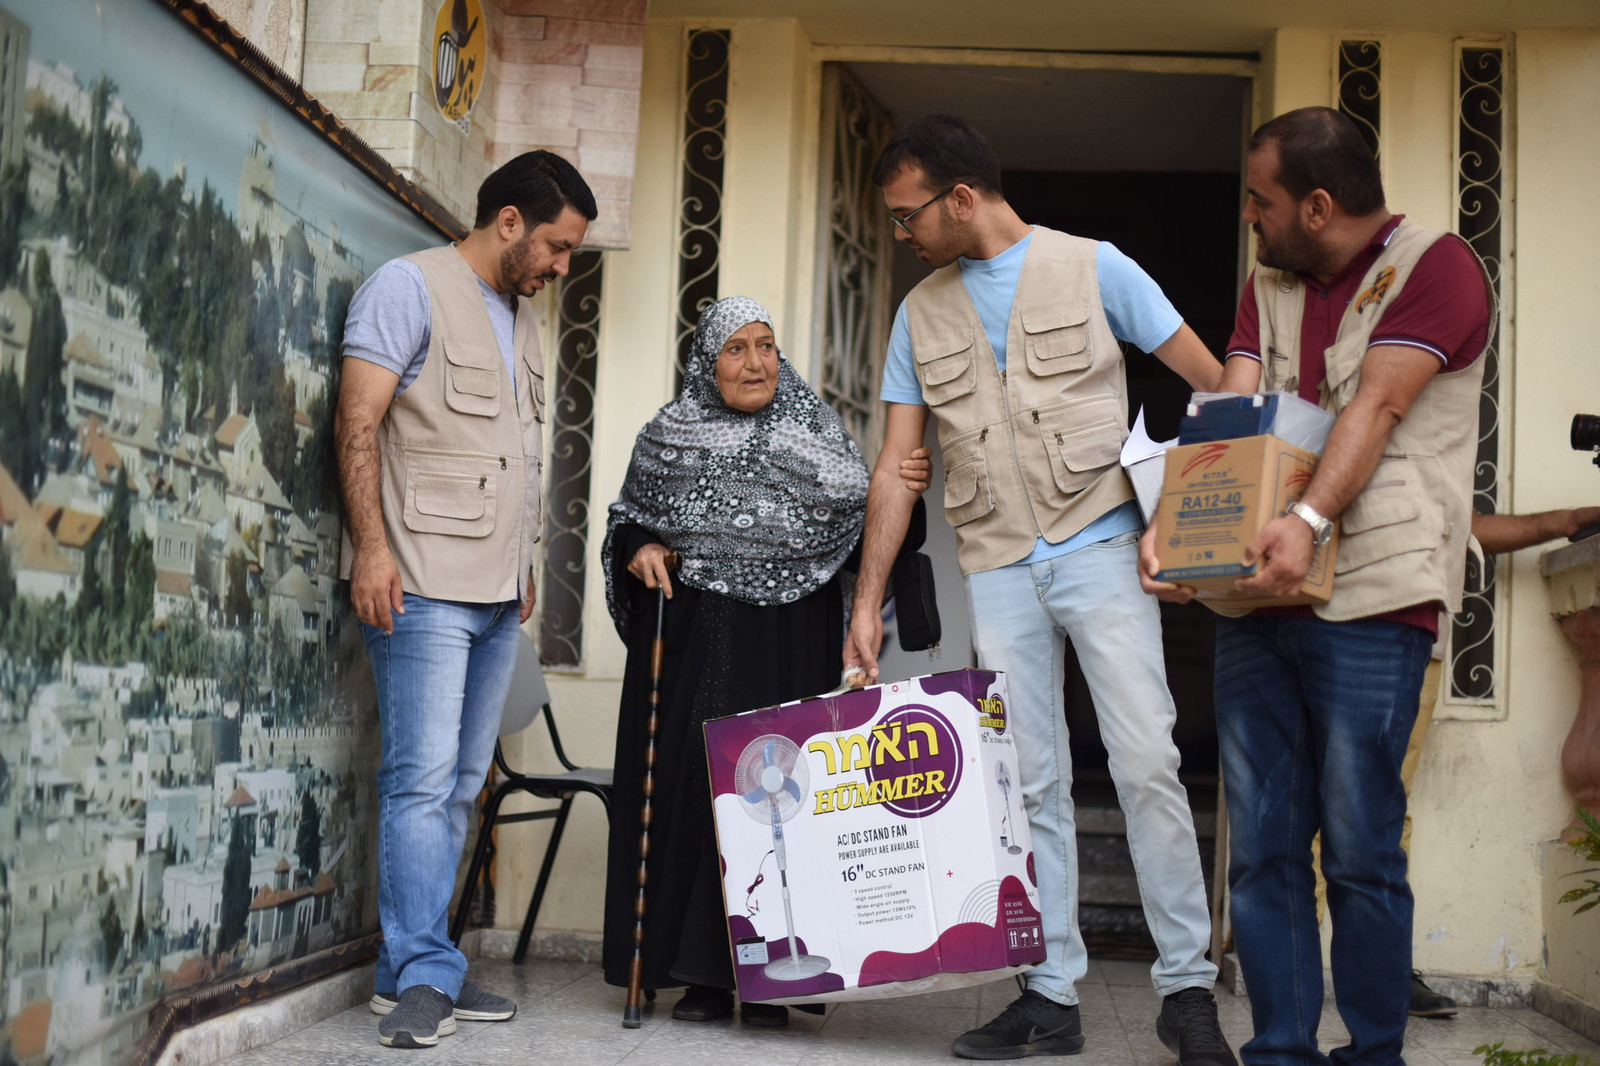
left=1286, top=499, right=1337, bottom=547
left=1285, top=499, right=1335, bottom=547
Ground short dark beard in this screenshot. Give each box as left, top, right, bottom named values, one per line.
left=1255, top=217, right=1333, bottom=277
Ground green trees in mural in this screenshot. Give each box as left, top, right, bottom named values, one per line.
left=33, top=85, right=304, bottom=488
left=100, top=896, right=124, bottom=971
left=7, top=249, right=69, bottom=495
left=0, top=522, right=13, bottom=603
left=71, top=470, right=158, bottom=663
left=0, top=159, right=28, bottom=289
left=296, top=790, right=322, bottom=876
left=220, top=812, right=252, bottom=955
left=0, top=368, right=26, bottom=489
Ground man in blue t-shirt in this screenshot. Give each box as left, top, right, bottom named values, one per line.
left=843, top=114, right=1233, bottom=1065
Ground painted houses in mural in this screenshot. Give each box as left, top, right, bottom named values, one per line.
left=0, top=3, right=396, bottom=1060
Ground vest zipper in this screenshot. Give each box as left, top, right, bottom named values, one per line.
left=993, top=350, right=1044, bottom=541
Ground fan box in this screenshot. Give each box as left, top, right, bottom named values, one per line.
left=703, top=669, right=1045, bottom=1005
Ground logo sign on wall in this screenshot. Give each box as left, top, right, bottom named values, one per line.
left=434, top=0, right=486, bottom=129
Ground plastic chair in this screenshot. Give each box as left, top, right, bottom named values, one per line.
left=449, top=630, right=613, bottom=963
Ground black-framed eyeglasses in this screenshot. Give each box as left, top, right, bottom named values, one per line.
left=888, top=186, right=954, bottom=235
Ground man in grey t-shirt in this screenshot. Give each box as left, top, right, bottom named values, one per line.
left=335, top=150, right=595, bottom=1049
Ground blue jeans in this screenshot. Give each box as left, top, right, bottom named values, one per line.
left=361, top=593, right=521, bottom=998
left=1215, top=614, right=1431, bottom=1066
left=966, top=531, right=1216, bottom=1005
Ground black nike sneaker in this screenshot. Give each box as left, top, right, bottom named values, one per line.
left=952, top=989, right=1086, bottom=1059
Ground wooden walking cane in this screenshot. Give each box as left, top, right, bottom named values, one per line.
left=623, top=550, right=679, bottom=1028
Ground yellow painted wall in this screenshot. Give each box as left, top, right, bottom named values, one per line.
left=1505, top=27, right=1600, bottom=1007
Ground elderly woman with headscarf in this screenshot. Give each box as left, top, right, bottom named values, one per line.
left=600, top=296, right=870, bottom=1026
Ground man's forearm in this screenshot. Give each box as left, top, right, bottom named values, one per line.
left=335, top=412, right=389, bottom=554
left=1472, top=509, right=1583, bottom=555
left=1299, top=392, right=1399, bottom=521
left=853, top=466, right=918, bottom=613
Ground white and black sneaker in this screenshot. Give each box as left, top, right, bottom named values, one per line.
left=952, top=989, right=1086, bottom=1059
left=377, top=985, right=456, bottom=1048
left=371, top=979, right=517, bottom=1022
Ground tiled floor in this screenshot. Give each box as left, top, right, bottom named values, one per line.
left=223, top=958, right=1600, bottom=1066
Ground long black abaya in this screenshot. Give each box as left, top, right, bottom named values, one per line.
left=601, top=522, right=843, bottom=991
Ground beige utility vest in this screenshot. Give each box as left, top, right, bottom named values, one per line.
left=905, top=228, right=1134, bottom=575
left=340, top=245, right=545, bottom=603
left=1255, top=218, right=1493, bottom=621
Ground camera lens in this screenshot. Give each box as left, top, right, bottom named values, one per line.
left=1574, top=414, right=1600, bottom=452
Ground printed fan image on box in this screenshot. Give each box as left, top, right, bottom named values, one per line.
left=704, top=670, right=1045, bottom=1005
left=732, top=735, right=833, bottom=982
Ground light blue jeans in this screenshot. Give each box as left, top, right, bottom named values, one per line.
left=361, top=593, right=521, bottom=998
left=966, top=531, right=1216, bottom=1005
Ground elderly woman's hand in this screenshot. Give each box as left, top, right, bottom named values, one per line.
left=898, top=447, right=933, bottom=494
left=628, top=543, right=677, bottom=598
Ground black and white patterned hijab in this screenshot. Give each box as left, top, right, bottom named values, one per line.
left=603, top=296, right=869, bottom=635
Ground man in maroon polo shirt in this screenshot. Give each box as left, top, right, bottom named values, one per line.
left=1141, top=106, right=1492, bottom=1065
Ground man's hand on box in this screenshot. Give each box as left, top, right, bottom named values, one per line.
left=1137, top=521, right=1197, bottom=603
left=1237, top=513, right=1312, bottom=597
left=843, top=606, right=884, bottom=684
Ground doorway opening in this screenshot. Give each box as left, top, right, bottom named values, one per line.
left=829, top=57, right=1251, bottom=955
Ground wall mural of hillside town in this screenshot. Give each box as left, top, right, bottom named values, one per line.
left=0, top=2, right=445, bottom=1062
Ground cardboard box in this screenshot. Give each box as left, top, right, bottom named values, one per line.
left=1153, top=434, right=1338, bottom=608
left=703, top=670, right=1045, bottom=1004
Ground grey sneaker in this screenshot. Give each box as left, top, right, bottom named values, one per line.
left=370, top=980, right=517, bottom=1022
left=377, top=985, right=456, bottom=1048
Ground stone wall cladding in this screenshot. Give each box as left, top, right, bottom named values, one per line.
left=300, top=0, right=644, bottom=248
left=490, top=1, right=644, bottom=248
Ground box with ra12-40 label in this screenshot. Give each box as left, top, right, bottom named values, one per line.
left=702, top=669, right=1045, bottom=1004
left=1154, top=433, right=1339, bottom=609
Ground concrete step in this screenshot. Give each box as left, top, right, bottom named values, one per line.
left=1072, top=774, right=1219, bottom=930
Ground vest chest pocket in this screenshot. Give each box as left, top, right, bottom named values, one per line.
left=1037, top=406, right=1123, bottom=496
left=403, top=466, right=499, bottom=538
left=1022, top=301, right=1092, bottom=377
left=443, top=340, right=503, bottom=417
left=916, top=325, right=978, bottom=406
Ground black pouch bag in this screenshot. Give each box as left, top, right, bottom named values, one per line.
left=891, top=497, right=941, bottom=653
